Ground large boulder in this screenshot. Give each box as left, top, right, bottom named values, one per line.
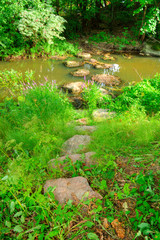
left=92, top=74, right=121, bottom=86
left=62, top=135, right=91, bottom=154
left=48, top=152, right=96, bottom=170
left=71, top=69, right=90, bottom=77
left=44, top=176, right=102, bottom=204
left=77, top=52, right=92, bottom=60
left=62, top=82, right=87, bottom=95
left=92, top=109, right=116, bottom=122
left=64, top=61, right=84, bottom=68
left=142, top=43, right=160, bottom=57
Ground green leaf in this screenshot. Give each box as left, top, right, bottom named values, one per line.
left=135, top=230, right=142, bottom=238
left=85, top=221, right=94, bottom=228
left=21, top=215, right=25, bottom=223
left=14, top=225, right=23, bottom=233
left=87, top=233, right=99, bottom=240
left=138, top=223, right=150, bottom=230
left=14, top=211, right=23, bottom=217
left=10, top=201, right=15, bottom=214
left=5, top=221, right=11, bottom=228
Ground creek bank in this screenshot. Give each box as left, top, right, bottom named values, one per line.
left=142, top=43, right=160, bottom=57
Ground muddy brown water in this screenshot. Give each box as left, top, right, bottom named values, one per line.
left=0, top=54, right=160, bottom=98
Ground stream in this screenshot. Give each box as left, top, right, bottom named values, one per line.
left=0, top=54, right=160, bottom=98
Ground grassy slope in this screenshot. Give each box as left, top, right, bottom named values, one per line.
left=0, top=79, right=160, bottom=240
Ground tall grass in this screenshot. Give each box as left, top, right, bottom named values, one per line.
left=90, top=107, right=160, bottom=155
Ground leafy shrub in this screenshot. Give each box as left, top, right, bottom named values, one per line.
left=114, top=74, right=160, bottom=114
left=18, top=8, right=66, bottom=46
left=82, top=81, right=112, bottom=113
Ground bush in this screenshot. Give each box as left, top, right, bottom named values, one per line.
left=18, top=8, right=66, bottom=46
left=114, top=74, right=160, bottom=114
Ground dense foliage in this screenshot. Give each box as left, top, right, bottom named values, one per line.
left=0, top=0, right=159, bottom=58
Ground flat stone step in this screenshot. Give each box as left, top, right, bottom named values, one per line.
left=44, top=176, right=102, bottom=205
left=75, top=125, right=96, bottom=133
left=62, top=135, right=91, bottom=154
left=92, top=109, right=116, bottom=122
left=48, top=152, right=96, bottom=170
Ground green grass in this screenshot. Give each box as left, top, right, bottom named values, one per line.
left=0, top=73, right=160, bottom=239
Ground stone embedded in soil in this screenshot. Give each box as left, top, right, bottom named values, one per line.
left=50, top=55, right=67, bottom=60
left=75, top=125, right=96, bottom=133
left=92, top=74, right=121, bottom=86
left=92, top=109, right=116, bottom=122
left=48, top=152, right=96, bottom=170
left=76, top=118, right=89, bottom=125
left=62, top=82, right=87, bottom=95
left=62, top=135, right=91, bottom=154
left=44, top=176, right=102, bottom=205
left=71, top=69, right=90, bottom=77
left=77, top=52, right=92, bottom=60
left=68, top=96, right=84, bottom=108
left=64, top=61, right=84, bottom=68
left=94, top=63, right=113, bottom=69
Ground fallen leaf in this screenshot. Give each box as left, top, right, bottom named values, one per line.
left=111, top=219, right=125, bottom=239
left=103, top=218, right=109, bottom=229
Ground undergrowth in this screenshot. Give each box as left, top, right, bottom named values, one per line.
left=0, top=72, right=160, bottom=239
left=88, top=29, right=137, bottom=50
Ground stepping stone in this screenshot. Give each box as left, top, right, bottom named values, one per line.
left=62, top=82, right=87, bottom=95
left=77, top=52, right=92, bottom=60
left=92, top=109, right=116, bottom=122
left=92, top=74, right=121, bottom=86
left=62, top=135, right=91, bottom=154
left=94, top=63, right=113, bottom=69
left=88, top=58, right=98, bottom=64
left=71, top=69, right=90, bottom=77
left=76, top=118, right=89, bottom=125
left=102, top=53, right=116, bottom=61
left=64, top=61, right=84, bottom=68
left=75, top=125, right=96, bottom=133
left=50, top=56, right=67, bottom=60
left=44, top=176, right=102, bottom=204
left=48, top=152, right=96, bottom=170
